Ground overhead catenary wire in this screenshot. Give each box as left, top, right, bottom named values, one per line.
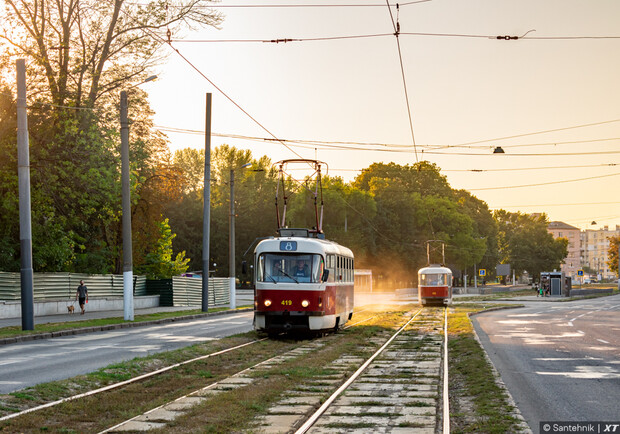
left=155, top=125, right=620, bottom=172
left=104, top=0, right=315, bottom=166
left=467, top=171, right=620, bottom=191
left=385, top=1, right=419, bottom=163
left=149, top=1, right=433, bottom=9
left=167, top=31, right=620, bottom=44
left=156, top=123, right=620, bottom=151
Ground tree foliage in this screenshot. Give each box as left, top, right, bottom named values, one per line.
left=607, top=236, right=619, bottom=277
left=0, top=0, right=221, bottom=109
left=494, top=210, right=568, bottom=279
left=0, top=0, right=221, bottom=274
left=136, top=218, right=189, bottom=279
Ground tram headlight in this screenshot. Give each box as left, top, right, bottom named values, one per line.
left=264, top=299, right=272, bottom=307
left=301, top=299, right=309, bottom=308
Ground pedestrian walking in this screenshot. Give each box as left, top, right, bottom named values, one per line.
left=76, top=280, right=89, bottom=315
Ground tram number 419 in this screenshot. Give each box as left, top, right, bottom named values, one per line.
left=281, top=300, right=292, bottom=306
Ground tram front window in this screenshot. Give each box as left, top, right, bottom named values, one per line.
left=258, top=253, right=324, bottom=283
left=420, top=273, right=448, bottom=286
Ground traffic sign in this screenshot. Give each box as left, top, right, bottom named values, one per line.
left=479, top=269, right=487, bottom=277
left=577, top=269, right=584, bottom=276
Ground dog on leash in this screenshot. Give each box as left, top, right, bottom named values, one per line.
left=67, top=305, right=75, bottom=313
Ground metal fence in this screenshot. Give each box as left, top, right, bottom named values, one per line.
left=0, top=272, right=147, bottom=301
left=171, top=276, right=230, bottom=307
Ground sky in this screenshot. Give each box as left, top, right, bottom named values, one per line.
left=144, top=0, right=620, bottom=231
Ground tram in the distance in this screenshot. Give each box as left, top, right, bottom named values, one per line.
left=417, top=264, right=453, bottom=306
left=417, top=240, right=453, bottom=305
left=253, top=228, right=354, bottom=335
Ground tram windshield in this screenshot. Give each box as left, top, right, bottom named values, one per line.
left=419, top=273, right=451, bottom=286
left=257, top=253, right=325, bottom=283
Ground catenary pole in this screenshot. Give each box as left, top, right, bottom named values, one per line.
left=202, top=93, right=212, bottom=312
left=229, top=168, right=236, bottom=309
left=120, top=90, right=134, bottom=321
left=16, top=59, right=34, bottom=331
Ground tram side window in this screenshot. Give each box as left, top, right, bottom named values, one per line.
left=349, top=258, right=354, bottom=282
left=348, top=258, right=352, bottom=282
left=326, top=254, right=335, bottom=283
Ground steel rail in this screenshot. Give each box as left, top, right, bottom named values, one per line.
left=0, top=338, right=265, bottom=422
left=294, top=307, right=425, bottom=434
left=443, top=307, right=450, bottom=433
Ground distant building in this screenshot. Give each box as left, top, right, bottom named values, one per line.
left=547, top=221, right=581, bottom=278
left=581, top=225, right=620, bottom=280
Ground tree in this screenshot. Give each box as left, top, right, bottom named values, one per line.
left=0, top=1, right=220, bottom=273
left=494, top=210, right=568, bottom=279
left=167, top=145, right=279, bottom=275
left=351, top=161, right=491, bottom=287
left=0, top=83, right=19, bottom=271
left=454, top=189, right=499, bottom=277
left=137, top=218, right=189, bottom=279
left=174, top=148, right=206, bottom=193
left=0, top=0, right=221, bottom=109
left=607, top=236, right=619, bottom=277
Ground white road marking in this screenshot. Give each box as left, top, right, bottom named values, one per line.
left=533, top=357, right=603, bottom=361
left=597, top=339, right=610, bottom=344
left=537, top=365, right=620, bottom=379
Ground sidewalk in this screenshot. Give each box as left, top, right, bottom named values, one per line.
left=0, top=305, right=201, bottom=329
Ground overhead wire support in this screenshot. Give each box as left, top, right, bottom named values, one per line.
left=112, top=1, right=310, bottom=165
left=386, top=1, right=419, bottom=163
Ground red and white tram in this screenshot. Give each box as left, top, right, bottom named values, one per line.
left=253, top=228, right=354, bottom=335
left=418, top=264, right=453, bottom=306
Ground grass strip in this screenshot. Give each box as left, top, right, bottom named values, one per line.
left=448, top=305, right=522, bottom=433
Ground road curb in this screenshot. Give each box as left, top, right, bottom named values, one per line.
left=0, top=308, right=253, bottom=347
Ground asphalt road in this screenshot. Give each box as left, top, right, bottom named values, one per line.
left=0, top=311, right=254, bottom=394
left=471, top=295, right=620, bottom=431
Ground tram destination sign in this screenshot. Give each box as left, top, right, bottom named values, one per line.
left=280, top=241, right=298, bottom=251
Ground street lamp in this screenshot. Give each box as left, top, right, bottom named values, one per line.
left=120, top=75, right=157, bottom=321
left=229, top=162, right=252, bottom=309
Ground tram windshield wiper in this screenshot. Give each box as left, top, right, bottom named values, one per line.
left=264, top=273, right=277, bottom=283
left=280, top=270, right=299, bottom=284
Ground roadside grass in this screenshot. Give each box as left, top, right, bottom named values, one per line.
left=456, top=288, right=533, bottom=302
left=457, top=285, right=618, bottom=303
left=448, top=305, right=523, bottom=433
left=0, top=308, right=220, bottom=339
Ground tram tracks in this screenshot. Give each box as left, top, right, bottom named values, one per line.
left=0, top=306, right=448, bottom=433
left=100, top=307, right=447, bottom=433
left=291, top=307, right=446, bottom=433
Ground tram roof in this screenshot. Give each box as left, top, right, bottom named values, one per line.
left=255, top=235, right=353, bottom=257
left=418, top=264, right=452, bottom=275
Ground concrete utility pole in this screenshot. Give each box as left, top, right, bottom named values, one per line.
left=202, top=93, right=212, bottom=313
left=118, top=75, right=156, bottom=321
left=229, top=163, right=251, bottom=309
left=16, top=59, right=34, bottom=331
left=229, top=168, right=236, bottom=310
left=120, top=90, right=134, bottom=321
